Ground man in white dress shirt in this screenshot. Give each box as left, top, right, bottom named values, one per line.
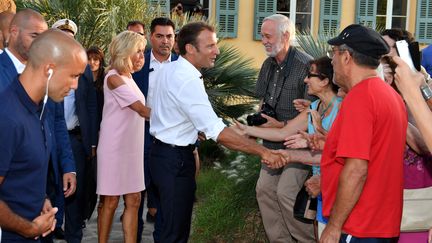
left=149, top=22, right=286, bottom=243
left=130, top=17, right=177, bottom=242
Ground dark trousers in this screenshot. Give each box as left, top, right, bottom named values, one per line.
left=340, top=234, right=399, bottom=243
left=64, top=133, right=86, bottom=243
left=149, top=141, right=196, bottom=243
left=41, top=160, right=58, bottom=243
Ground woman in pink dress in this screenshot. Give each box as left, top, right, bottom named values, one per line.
left=96, top=31, right=150, bottom=243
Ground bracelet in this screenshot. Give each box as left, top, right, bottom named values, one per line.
left=420, top=84, right=432, bottom=101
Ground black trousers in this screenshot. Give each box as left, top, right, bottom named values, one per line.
left=340, top=234, right=399, bottom=243
left=64, top=133, right=87, bottom=243
left=149, top=140, right=196, bottom=243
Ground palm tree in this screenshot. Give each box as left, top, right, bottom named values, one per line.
left=16, top=0, right=155, bottom=51
left=296, top=31, right=335, bottom=58
left=203, top=44, right=257, bottom=120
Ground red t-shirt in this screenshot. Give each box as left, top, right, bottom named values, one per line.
left=321, top=77, right=407, bottom=238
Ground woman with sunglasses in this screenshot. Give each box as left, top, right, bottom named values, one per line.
left=234, top=56, right=341, bottom=239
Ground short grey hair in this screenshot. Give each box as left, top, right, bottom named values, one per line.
left=263, top=14, right=295, bottom=43
left=339, top=44, right=380, bottom=69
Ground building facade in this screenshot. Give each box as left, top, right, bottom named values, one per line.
left=155, top=0, right=431, bottom=67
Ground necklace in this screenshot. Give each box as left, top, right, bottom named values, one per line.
left=320, top=96, right=337, bottom=119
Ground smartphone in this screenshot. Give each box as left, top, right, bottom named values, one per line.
left=396, top=40, right=416, bottom=71
left=395, top=40, right=421, bottom=71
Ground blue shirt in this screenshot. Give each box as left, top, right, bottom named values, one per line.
left=0, top=78, right=52, bottom=242
left=307, top=97, right=342, bottom=224
left=422, top=44, right=432, bottom=76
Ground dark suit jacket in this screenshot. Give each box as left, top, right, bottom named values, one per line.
left=74, top=65, right=98, bottom=156
left=0, top=51, right=76, bottom=185
left=0, top=51, right=16, bottom=91
left=46, top=100, right=76, bottom=180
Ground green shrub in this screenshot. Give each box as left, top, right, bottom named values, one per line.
left=191, top=152, right=268, bottom=243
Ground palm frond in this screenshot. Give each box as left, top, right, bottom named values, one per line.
left=202, top=44, right=258, bottom=120
left=296, top=30, right=337, bottom=58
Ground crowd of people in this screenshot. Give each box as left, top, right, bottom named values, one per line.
left=0, top=5, right=432, bottom=243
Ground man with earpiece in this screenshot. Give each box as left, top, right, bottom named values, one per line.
left=0, top=10, right=78, bottom=242
left=0, top=29, right=88, bottom=242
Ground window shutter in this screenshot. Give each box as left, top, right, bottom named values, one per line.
left=216, top=0, right=239, bottom=38
left=416, top=0, right=432, bottom=44
left=254, top=0, right=276, bottom=40
left=319, top=0, right=341, bottom=36
left=356, top=0, right=377, bottom=28
left=149, top=0, right=170, bottom=17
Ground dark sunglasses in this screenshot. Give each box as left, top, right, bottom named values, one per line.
left=307, top=72, right=327, bottom=80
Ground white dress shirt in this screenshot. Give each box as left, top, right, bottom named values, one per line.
left=0, top=49, right=3, bottom=54
left=5, top=48, right=26, bottom=74
left=150, top=56, right=226, bottom=146
left=147, top=50, right=172, bottom=108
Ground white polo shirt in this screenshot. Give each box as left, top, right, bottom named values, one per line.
left=150, top=56, right=226, bottom=146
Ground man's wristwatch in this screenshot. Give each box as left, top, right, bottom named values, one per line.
left=420, top=84, right=432, bottom=101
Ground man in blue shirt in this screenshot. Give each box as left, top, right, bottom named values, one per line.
left=0, top=29, right=87, bottom=242
left=0, top=10, right=77, bottom=241
left=422, top=44, right=432, bottom=76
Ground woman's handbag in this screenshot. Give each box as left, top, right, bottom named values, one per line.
left=293, top=184, right=317, bottom=224
left=400, top=186, right=432, bottom=232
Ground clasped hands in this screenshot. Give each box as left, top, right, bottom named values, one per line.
left=31, top=198, right=58, bottom=239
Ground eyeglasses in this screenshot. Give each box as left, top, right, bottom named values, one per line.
left=307, top=72, right=326, bottom=79
left=326, top=48, right=346, bottom=59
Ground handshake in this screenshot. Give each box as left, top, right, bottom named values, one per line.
left=261, top=149, right=291, bottom=169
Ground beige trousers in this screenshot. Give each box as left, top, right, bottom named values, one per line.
left=256, top=163, right=315, bottom=243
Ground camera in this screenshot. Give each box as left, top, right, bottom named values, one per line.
left=246, top=103, right=277, bottom=126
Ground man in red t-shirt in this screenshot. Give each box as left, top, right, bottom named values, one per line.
left=271, top=24, right=408, bottom=242
left=321, top=25, right=407, bottom=242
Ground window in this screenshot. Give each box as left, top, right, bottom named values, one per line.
left=169, top=0, right=211, bottom=17
left=319, top=0, right=341, bottom=35
left=216, top=0, right=239, bottom=38
left=416, top=0, right=432, bottom=44
left=276, top=0, right=313, bottom=33
left=376, top=0, right=408, bottom=29
left=254, top=0, right=314, bottom=40
left=148, top=0, right=211, bottom=18
left=356, top=0, right=408, bottom=29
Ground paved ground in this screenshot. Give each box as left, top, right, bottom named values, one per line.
left=54, top=197, right=154, bottom=243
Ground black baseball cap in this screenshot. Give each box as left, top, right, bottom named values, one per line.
left=328, top=24, right=390, bottom=59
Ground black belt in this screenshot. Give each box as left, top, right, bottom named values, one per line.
left=68, top=126, right=81, bottom=135
left=153, top=138, right=195, bottom=151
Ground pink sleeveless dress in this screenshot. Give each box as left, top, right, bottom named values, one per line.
left=97, top=69, right=145, bottom=195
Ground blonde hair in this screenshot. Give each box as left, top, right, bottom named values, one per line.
left=108, top=31, right=146, bottom=74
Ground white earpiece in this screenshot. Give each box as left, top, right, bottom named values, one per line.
left=40, top=68, right=53, bottom=120
left=48, top=68, right=53, bottom=79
